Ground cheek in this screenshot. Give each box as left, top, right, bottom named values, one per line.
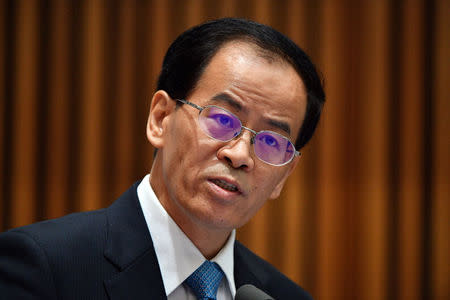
left=249, top=168, right=287, bottom=197
left=232, top=194, right=269, bottom=229
left=162, top=129, right=214, bottom=191
left=165, top=119, right=197, bottom=167
left=235, top=176, right=280, bottom=224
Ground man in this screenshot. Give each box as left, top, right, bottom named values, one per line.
left=0, top=18, right=325, bottom=299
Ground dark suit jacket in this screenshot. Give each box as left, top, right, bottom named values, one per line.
left=0, top=182, right=313, bottom=300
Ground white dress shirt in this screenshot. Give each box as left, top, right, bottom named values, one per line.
left=137, top=174, right=236, bottom=300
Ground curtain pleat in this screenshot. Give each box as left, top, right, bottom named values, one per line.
left=432, top=1, right=449, bottom=299
left=10, top=0, right=40, bottom=228
left=45, top=0, right=71, bottom=219
left=1, top=1, right=448, bottom=299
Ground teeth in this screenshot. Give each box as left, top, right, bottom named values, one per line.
left=212, top=179, right=238, bottom=192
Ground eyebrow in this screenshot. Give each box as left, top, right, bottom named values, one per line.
left=211, top=93, right=245, bottom=112
left=210, top=92, right=292, bottom=136
left=268, top=119, right=291, bottom=135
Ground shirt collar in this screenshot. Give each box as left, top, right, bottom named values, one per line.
left=137, top=174, right=236, bottom=297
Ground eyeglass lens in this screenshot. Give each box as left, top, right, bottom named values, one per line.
left=198, top=106, right=295, bottom=165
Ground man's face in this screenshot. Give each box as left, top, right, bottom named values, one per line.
left=149, top=42, right=307, bottom=235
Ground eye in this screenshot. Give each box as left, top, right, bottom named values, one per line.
left=211, top=114, right=234, bottom=129
left=259, top=134, right=279, bottom=148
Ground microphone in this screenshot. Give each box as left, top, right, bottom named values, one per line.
left=235, top=284, right=275, bottom=300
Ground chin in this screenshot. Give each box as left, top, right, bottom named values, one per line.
left=195, top=210, right=239, bottom=231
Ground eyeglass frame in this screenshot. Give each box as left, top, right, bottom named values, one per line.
left=175, top=98, right=301, bottom=166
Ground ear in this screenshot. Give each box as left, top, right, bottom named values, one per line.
left=146, top=90, right=176, bottom=149
left=269, top=156, right=300, bottom=199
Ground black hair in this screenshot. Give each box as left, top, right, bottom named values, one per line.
left=156, top=18, right=325, bottom=150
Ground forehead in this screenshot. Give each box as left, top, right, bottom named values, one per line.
left=191, top=41, right=307, bottom=139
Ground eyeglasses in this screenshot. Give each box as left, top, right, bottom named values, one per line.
left=176, top=99, right=300, bottom=166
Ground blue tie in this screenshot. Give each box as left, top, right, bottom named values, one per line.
left=185, top=261, right=224, bottom=300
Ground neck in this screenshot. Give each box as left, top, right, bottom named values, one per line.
left=174, top=218, right=231, bottom=259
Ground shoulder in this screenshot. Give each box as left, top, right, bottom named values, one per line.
left=0, top=182, right=143, bottom=299
left=5, top=209, right=107, bottom=253
left=0, top=209, right=108, bottom=299
left=0, top=208, right=109, bottom=270
left=1, top=180, right=142, bottom=254
left=234, top=241, right=313, bottom=300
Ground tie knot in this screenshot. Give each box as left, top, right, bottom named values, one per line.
left=185, top=261, right=224, bottom=300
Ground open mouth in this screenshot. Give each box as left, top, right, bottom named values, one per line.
left=210, top=179, right=239, bottom=192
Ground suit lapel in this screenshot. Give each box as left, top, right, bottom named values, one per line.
left=104, top=249, right=166, bottom=299
left=103, top=183, right=166, bottom=300
left=234, top=241, right=264, bottom=289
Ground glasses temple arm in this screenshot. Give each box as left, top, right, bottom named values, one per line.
left=176, top=99, right=203, bottom=112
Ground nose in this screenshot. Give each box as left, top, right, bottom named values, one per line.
left=217, top=130, right=255, bottom=171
